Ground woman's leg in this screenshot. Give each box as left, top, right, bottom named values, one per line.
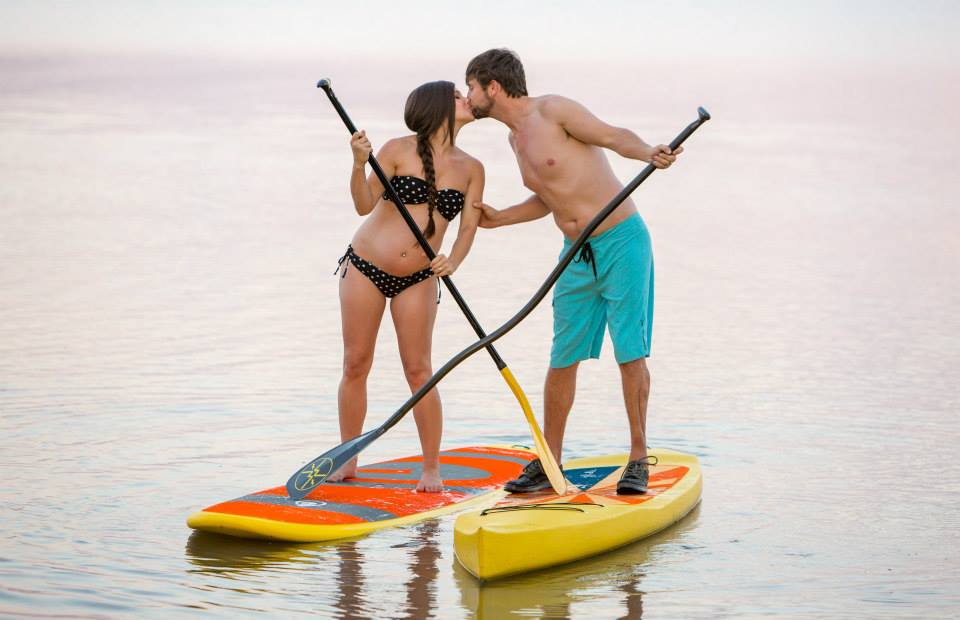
left=390, top=278, right=442, bottom=492
left=330, top=264, right=386, bottom=482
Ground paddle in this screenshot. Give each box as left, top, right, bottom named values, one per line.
left=286, top=97, right=711, bottom=501
left=309, top=78, right=566, bottom=495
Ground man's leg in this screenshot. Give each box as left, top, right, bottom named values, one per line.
left=618, top=358, right=650, bottom=461
left=544, top=362, right=579, bottom=462
left=594, top=215, right=654, bottom=491
left=505, top=241, right=601, bottom=494
left=503, top=362, right=580, bottom=494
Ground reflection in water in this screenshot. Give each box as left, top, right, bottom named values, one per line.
left=183, top=506, right=698, bottom=618
left=336, top=541, right=366, bottom=620
left=184, top=533, right=375, bottom=616
left=184, top=520, right=446, bottom=619
left=399, top=520, right=442, bottom=619
left=620, top=576, right=644, bottom=620
left=455, top=503, right=700, bottom=619
left=184, top=531, right=324, bottom=575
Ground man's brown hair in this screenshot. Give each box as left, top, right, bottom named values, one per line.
left=466, top=48, right=527, bottom=98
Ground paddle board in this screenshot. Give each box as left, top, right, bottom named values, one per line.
left=187, top=445, right=536, bottom=542
left=454, top=448, right=702, bottom=580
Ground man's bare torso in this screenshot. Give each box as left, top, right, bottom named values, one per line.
left=509, top=95, right=637, bottom=240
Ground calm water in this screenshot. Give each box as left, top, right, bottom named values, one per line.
left=1, top=55, right=959, bottom=618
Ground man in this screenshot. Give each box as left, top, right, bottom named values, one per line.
left=465, top=48, right=681, bottom=494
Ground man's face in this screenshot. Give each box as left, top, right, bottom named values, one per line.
left=466, top=78, right=494, bottom=119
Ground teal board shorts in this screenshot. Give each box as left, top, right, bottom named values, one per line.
left=551, top=213, right=654, bottom=368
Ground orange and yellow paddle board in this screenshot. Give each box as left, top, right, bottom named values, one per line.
left=187, top=446, right=536, bottom=542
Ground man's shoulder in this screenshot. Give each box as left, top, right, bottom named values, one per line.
left=535, top=94, right=579, bottom=119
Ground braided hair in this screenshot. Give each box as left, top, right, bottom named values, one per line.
left=404, top=81, right=456, bottom=239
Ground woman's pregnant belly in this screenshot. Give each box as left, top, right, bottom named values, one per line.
left=350, top=201, right=449, bottom=275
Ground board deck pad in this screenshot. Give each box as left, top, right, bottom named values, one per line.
left=501, top=461, right=692, bottom=507
left=187, top=446, right=536, bottom=541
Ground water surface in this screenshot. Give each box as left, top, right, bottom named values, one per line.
left=1, top=54, right=958, bottom=618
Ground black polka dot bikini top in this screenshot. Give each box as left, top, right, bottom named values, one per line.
left=383, top=175, right=465, bottom=221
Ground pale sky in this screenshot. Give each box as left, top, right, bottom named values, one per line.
left=1, top=0, right=957, bottom=70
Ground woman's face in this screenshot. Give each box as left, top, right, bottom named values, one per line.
left=454, top=89, right=474, bottom=125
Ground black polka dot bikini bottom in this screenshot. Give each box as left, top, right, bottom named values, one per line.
left=335, top=245, right=435, bottom=298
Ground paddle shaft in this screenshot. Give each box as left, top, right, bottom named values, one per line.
left=319, top=80, right=507, bottom=370
left=327, top=107, right=710, bottom=444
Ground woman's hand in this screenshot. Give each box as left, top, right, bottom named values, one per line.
left=430, top=254, right=456, bottom=278
left=350, top=130, right=372, bottom=167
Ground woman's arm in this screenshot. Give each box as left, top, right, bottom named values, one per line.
left=348, top=132, right=391, bottom=216
left=430, top=161, right=484, bottom=277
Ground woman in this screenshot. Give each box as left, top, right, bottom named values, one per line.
left=330, top=81, right=483, bottom=492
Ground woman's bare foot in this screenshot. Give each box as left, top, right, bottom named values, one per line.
left=327, top=459, right=358, bottom=483
left=416, top=468, right=443, bottom=493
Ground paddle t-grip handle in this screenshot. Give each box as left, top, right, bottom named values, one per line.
left=317, top=79, right=362, bottom=136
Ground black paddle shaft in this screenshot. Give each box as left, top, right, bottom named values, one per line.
left=286, top=103, right=710, bottom=500
left=318, top=79, right=506, bottom=370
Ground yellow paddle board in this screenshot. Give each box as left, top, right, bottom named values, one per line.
left=454, top=448, right=702, bottom=580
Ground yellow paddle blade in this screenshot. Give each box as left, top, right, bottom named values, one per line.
left=499, top=367, right=568, bottom=495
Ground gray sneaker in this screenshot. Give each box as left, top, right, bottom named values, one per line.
left=504, top=458, right=555, bottom=493
left=617, top=456, right=659, bottom=495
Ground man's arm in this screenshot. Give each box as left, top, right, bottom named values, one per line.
left=542, top=96, right=681, bottom=168
left=473, top=194, right=551, bottom=229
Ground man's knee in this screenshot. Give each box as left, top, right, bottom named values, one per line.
left=547, top=361, right=580, bottom=379
left=620, top=358, right=650, bottom=386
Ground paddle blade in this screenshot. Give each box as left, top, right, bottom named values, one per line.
left=500, top=367, right=569, bottom=495
left=285, top=428, right=382, bottom=500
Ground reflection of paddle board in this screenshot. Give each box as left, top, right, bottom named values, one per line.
left=187, top=446, right=535, bottom=542
left=454, top=503, right=701, bottom=619
left=454, top=449, right=702, bottom=581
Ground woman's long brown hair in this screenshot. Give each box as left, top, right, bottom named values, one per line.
left=404, top=81, right=456, bottom=239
